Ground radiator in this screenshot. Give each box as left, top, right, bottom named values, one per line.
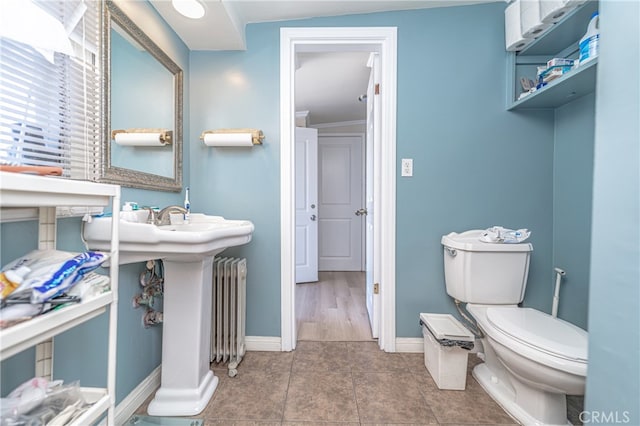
left=210, top=257, right=247, bottom=377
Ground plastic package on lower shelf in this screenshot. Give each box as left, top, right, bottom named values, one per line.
left=69, top=388, right=110, bottom=426
left=0, top=376, right=109, bottom=426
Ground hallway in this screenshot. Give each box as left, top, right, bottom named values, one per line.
left=295, top=271, right=372, bottom=341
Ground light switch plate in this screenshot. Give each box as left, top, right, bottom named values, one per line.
left=401, top=158, right=413, bottom=177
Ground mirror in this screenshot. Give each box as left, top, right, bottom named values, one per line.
left=100, top=0, right=183, bottom=192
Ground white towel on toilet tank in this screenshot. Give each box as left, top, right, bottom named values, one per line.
left=480, top=226, right=531, bottom=243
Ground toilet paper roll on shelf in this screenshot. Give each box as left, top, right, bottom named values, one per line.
left=520, top=0, right=552, bottom=39
left=540, top=0, right=574, bottom=24
left=200, top=129, right=264, bottom=147
left=112, top=129, right=172, bottom=146
left=505, top=0, right=534, bottom=52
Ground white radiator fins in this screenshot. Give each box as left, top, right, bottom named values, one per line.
left=211, top=257, right=247, bottom=377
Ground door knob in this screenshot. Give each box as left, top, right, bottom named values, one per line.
left=310, top=214, right=317, bottom=221
left=355, top=208, right=368, bottom=216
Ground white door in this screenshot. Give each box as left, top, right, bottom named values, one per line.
left=365, top=53, right=381, bottom=338
left=318, top=135, right=364, bottom=271
left=295, top=127, right=319, bottom=283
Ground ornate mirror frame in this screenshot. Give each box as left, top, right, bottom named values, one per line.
left=99, top=0, right=183, bottom=192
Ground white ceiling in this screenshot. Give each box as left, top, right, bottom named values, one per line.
left=295, top=51, right=371, bottom=126
left=150, top=0, right=497, bottom=125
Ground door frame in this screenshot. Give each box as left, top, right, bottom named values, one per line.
left=280, top=27, right=397, bottom=352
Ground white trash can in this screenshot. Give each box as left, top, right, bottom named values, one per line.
left=419, top=313, right=475, bottom=390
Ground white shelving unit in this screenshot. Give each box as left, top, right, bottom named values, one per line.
left=0, top=172, right=120, bottom=426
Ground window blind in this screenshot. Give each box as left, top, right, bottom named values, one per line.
left=0, top=0, right=101, bottom=180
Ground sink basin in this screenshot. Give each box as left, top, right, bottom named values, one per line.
left=83, top=211, right=254, bottom=416
left=83, top=213, right=254, bottom=264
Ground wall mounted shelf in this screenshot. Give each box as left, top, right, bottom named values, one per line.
left=509, top=59, right=597, bottom=110
left=508, top=1, right=599, bottom=110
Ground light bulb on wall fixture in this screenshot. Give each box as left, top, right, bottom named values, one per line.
left=171, top=0, right=205, bottom=19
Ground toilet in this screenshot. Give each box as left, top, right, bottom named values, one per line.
left=442, top=230, right=587, bottom=426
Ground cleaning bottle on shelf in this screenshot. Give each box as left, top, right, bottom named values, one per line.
left=579, top=11, right=599, bottom=66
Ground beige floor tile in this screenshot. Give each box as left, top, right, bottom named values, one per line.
left=421, top=371, right=515, bottom=425
left=202, top=370, right=289, bottom=422
left=131, top=342, right=581, bottom=426
left=283, top=423, right=359, bottom=426
left=361, top=424, right=436, bottom=426
left=353, top=371, right=438, bottom=424
left=205, top=422, right=281, bottom=426
left=400, top=352, right=429, bottom=372
left=283, top=370, right=359, bottom=422
left=244, top=350, right=294, bottom=371
left=346, top=341, right=409, bottom=372
left=292, top=341, right=349, bottom=372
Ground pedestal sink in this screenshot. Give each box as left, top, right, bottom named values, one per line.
left=83, top=213, right=254, bottom=416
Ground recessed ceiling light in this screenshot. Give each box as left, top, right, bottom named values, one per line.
left=171, top=0, right=205, bottom=19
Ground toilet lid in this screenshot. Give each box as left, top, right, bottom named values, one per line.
left=486, top=307, right=588, bottom=362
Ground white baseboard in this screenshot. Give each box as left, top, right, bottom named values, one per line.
left=395, top=337, right=424, bottom=353
left=245, top=336, right=282, bottom=351
left=113, top=366, right=161, bottom=426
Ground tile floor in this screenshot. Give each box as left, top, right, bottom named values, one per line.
left=136, top=341, right=584, bottom=425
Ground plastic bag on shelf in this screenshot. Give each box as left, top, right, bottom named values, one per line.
left=1, top=250, right=109, bottom=304
left=0, top=379, right=86, bottom=426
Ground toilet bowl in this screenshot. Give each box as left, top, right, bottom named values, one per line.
left=467, top=304, right=587, bottom=425
left=441, top=230, right=588, bottom=426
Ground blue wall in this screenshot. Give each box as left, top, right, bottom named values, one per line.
left=585, top=0, right=640, bottom=422
left=553, top=93, right=595, bottom=329
left=190, top=3, right=558, bottom=338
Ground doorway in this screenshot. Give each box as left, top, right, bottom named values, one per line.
left=280, top=27, right=397, bottom=352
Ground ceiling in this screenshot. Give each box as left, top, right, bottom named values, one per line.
left=150, top=0, right=497, bottom=126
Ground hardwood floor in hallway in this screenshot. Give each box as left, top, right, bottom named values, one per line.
left=295, top=271, right=373, bottom=341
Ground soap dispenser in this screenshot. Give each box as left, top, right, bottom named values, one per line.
left=121, top=202, right=138, bottom=222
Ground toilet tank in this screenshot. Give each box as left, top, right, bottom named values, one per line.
left=441, top=230, right=533, bottom=304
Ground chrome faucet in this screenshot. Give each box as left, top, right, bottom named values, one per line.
left=155, top=205, right=188, bottom=226
left=144, top=207, right=157, bottom=225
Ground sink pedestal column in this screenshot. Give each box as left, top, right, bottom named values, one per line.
left=148, top=256, right=219, bottom=416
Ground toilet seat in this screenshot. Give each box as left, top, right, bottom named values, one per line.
left=467, top=304, right=587, bottom=376
left=486, top=307, right=588, bottom=363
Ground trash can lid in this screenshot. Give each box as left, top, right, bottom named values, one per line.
left=420, top=313, right=474, bottom=342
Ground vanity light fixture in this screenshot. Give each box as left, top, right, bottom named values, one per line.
left=112, top=129, right=172, bottom=146
left=171, top=0, right=205, bottom=19
left=200, top=129, right=265, bottom=147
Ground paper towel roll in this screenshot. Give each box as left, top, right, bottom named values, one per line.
left=202, top=132, right=254, bottom=147
left=114, top=133, right=168, bottom=146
